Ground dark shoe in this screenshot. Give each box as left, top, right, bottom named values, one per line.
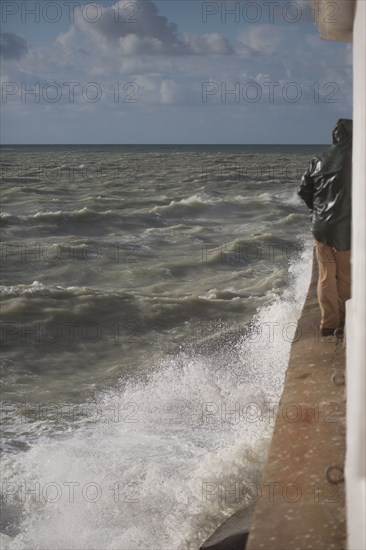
left=320, top=327, right=336, bottom=337
left=334, top=327, right=344, bottom=339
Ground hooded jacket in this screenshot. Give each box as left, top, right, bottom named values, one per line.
left=298, top=119, right=352, bottom=251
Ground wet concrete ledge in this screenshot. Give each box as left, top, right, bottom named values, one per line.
left=246, top=248, right=347, bottom=550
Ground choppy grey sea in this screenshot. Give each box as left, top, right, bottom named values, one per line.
left=0, top=144, right=324, bottom=549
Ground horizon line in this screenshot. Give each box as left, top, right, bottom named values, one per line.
left=1, top=143, right=330, bottom=146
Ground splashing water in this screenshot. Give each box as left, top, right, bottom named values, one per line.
left=0, top=243, right=312, bottom=550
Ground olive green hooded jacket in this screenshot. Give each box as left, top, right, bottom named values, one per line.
left=298, top=119, right=352, bottom=251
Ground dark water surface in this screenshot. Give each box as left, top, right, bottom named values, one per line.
left=0, top=145, right=321, bottom=549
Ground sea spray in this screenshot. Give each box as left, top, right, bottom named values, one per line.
left=1, top=241, right=313, bottom=550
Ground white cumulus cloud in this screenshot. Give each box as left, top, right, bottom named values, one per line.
left=57, top=0, right=234, bottom=56
left=183, top=33, right=233, bottom=55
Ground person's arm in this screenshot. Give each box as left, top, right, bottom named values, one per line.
left=298, top=158, right=318, bottom=210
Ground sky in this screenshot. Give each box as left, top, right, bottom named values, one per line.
left=0, top=0, right=353, bottom=144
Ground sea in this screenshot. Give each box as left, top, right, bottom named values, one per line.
left=0, top=144, right=325, bottom=550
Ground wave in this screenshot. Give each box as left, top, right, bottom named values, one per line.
left=0, top=281, right=134, bottom=299
left=0, top=282, right=251, bottom=345
left=1, top=177, right=42, bottom=185
left=148, top=192, right=299, bottom=223
left=203, top=233, right=304, bottom=267
left=1, top=194, right=299, bottom=235
left=0, top=212, right=13, bottom=221
left=0, top=243, right=312, bottom=549
left=151, top=193, right=216, bottom=213
left=18, top=207, right=113, bottom=222
left=0, top=208, right=114, bottom=228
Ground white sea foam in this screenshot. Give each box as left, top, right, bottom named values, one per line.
left=1, top=243, right=313, bottom=550
left=0, top=282, right=123, bottom=298
left=151, top=193, right=216, bottom=214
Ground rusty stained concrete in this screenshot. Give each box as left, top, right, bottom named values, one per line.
left=246, top=250, right=347, bottom=550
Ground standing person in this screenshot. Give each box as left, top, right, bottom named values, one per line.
left=298, top=119, right=353, bottom=338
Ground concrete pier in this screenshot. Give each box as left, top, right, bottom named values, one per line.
left=246, top=250, right=347, bottom=550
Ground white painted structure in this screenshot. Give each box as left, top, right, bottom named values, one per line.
left=312, top=1, right=366, bottom=548
left=347, top=2, right=366, bottom=548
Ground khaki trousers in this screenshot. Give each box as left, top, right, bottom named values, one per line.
left=315, top=240, right=351, bottom=329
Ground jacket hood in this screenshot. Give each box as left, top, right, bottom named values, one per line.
left=333, top=119, right=353, bottom=144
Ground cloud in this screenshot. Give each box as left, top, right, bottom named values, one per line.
left=1, top=0, right=352, bottom=117
left=57, top=0, right=233, bottom=56
left=160, top=79, right=181, bottom=104
left=75, top=0, right=181, bottom=51
left=57, top=0, right=182, bottom=54
left=238, top=25, right=296, bottom=55
left=0, top=33, right=28, bottom=60
left=183, top=33, right=233, bottom=55
left=117, top=34, right=165, bottom=55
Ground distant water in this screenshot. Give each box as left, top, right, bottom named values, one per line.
left=0, top=145, right=323, bottom=549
